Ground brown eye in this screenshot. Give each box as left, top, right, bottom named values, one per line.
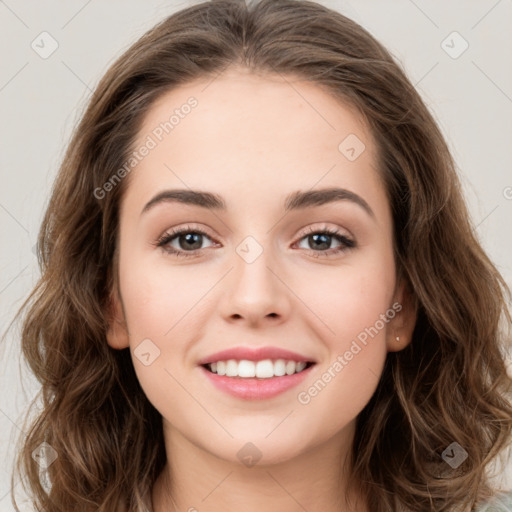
left=156, top=225, right=216, bottom=258
left=173, top=232, right=205, bottom=251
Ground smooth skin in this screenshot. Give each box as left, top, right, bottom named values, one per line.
left=106, top=65, right=417, bottom=512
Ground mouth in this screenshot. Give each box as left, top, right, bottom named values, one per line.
left=199, top=359, right=317, bottom=400
left=201, top=359, right=316, bottom=379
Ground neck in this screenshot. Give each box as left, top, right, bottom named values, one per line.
left=151, top=420, right=367, bottom=512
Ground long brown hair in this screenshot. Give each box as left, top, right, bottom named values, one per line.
left=10, top=0, right=512, bottom=510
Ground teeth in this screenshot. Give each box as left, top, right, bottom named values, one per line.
left=206, top=359, right=309, bottom=378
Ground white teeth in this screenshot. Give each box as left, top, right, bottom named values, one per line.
left=217, top=361, right=226, bottom=376
left=274, top=359, right=286, bottom=376
left=206, top=358, right=310, bottom=378
left=226, top=359, right=239, bottom=377
left=238, top=360, right=256, bottom=377
left=256, top=359, right=274, bottom=378
left=296, top=361, right=307, bottom=372
left=286, top=360, right=297, bottom=375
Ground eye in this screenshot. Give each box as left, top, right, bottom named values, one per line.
left=155, top=224, right=217, bottom=258
left=294, top=225, right=356, bottom=258
left=154, top=223, right=356, bottom=259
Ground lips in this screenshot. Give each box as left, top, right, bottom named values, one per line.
left=197, top=346, right=316, bottom=366
left=200, top=363, right=315, bottom=400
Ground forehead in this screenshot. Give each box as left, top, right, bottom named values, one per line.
left=124, top=67, right=386, bottom=219
left=136, top=66, right=373, bottom=156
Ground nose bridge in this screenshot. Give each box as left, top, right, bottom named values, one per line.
left=233, top=233, right=278, bottom=298
left=220, top=232, right=290, bottom=324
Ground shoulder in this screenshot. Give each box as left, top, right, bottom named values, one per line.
left=475, top=490, right=512, bottom=511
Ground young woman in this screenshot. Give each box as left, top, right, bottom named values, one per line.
left=12, top=0, right=512, bottom=510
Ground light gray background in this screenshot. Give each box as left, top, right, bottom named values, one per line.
left=1, top=0, right=511, bottom=509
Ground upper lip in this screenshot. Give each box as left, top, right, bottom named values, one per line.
left=197, top=346, right=316, bottom=365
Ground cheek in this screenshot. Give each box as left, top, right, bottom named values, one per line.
left=117, top=249, right=219, bottom=410
left=299, top=247, right=396, bottom=349
left=333, top=269, right=394, bottom=344
left=291, top=252, right=395, bottom=424
left=117, top=259, right=205, bottom=415
left=119, top=250, right=214, bottom=344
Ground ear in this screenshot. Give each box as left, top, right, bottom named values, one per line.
left=106, top=286, right=130, bottom=350
left=386, top=278, right=417, bottom=352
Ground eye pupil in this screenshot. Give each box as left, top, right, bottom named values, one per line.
left=310, top=233, right=330, bottom=250
left=180, top=232, right=202, bottom=250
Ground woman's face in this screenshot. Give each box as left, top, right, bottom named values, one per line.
left=107, top=66, right=414, bottom=465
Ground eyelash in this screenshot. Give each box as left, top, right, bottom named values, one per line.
left=154, top=224, right=356, bottom=259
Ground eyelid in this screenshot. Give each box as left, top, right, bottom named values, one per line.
left=155, top=223, right=218, bottom=246
left=297, top=223, right=353, bottom=239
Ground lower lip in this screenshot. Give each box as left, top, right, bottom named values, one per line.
left=199, top=364, right=315, bottom=400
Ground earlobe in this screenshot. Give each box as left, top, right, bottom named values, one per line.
left=386, top=280, right=417, bottom=353
left=106, top=289, right=130, bottom=350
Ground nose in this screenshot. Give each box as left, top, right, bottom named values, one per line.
left=218, top=239, right=292, bottom=328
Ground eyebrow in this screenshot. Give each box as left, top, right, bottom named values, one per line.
left=141, top=187, right=375, bottom=218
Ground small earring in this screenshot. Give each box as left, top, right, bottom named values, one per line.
left=395, top=336, right=400, bottom=342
